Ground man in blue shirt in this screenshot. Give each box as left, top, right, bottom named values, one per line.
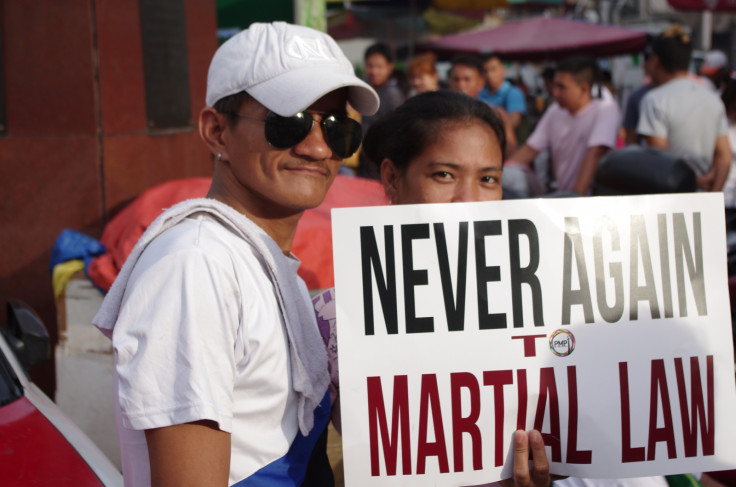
left=479, top=54, right=527, bottom=138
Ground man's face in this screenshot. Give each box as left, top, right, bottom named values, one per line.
left=483, top=57, right=506, bottom=91
left=449, top=65, right=484, bottom=98
left=222, top=90, right=347, bottom=217
left=364, top=53, right=393, bottom=88
left=552, top=71, right=587, bottom=113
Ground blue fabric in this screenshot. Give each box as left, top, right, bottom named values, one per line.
left=232, top=391, right=332, bottom=487
left=478, top=81, right=527, bottom=114
left=49, top=229, right=106, bottom=275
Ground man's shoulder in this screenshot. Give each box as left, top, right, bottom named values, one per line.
left=142, top=214, right=259, bottom=268
left=591, top=97, right=620, bottom=114
left=645, top=76, right=722, bottom=110
left=379, top=80, right=404, bottom=97
left=542, top=102, right=570, bottom=120
left=649, top=76, right=700, bottom=97
left=504, top=81, right=523, bottom=96
left=477, top=86, right=494, bottom=103
left=504, top=83, right=525, bottom=104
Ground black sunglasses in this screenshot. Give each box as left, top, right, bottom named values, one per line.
left=232, top=110, right=363, bottom=159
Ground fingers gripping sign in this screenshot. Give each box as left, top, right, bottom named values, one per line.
left=501, top=430, right=552, bottom=487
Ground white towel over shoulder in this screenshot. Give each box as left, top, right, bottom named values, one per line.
left=93, top=197, right=329, bottom=435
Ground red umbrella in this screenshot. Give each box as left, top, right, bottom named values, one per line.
left=418, top=17, right=648, bottom=61
left=667, top=0, right=736, bottom=10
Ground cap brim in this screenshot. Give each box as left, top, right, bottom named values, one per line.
left=246, top=68, right=380, bottom=117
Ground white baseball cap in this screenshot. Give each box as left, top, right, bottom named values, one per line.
left=700, top=50, right=728, bottom=75
left=206, top=22, right=379, bottom=117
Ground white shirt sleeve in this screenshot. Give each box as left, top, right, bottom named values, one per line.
left=637, top=91, right=667, bottom=139
left=588, top=100, right=621, bottom=149
left=113, top=247, right=240, bottom=432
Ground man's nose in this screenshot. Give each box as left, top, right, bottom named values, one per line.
left=293, top=121, right=333, bottom=160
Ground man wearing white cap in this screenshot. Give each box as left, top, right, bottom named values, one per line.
left=93, top=22, right=379, bottom=486
left=699, top=49, right=729, bottom=93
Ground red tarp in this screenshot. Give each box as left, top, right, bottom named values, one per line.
left=418, top=17, right=648, bottom=61
left=88, top=176, right=388, bottom=292
left=667, top=0, right=736, bottom=10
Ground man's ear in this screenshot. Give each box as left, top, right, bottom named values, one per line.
left=380, top=158, right=400, bottom=203
left=199, top=107, right=230, bottom=161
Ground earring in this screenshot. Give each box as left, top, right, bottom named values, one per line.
left=217, top=153, right=222, bottom=161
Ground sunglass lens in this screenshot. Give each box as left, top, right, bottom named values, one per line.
left=323, top=116, right=362, bottom=158
left=264, top=112, right=313, bottom=149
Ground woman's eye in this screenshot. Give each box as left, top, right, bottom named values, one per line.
left=481, top=175, right=498, bottom=183
left=433, top=171, right=452, bottom=179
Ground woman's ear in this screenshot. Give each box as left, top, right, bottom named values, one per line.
left=380, top=158, right=400, bottom=204
left=199, top=107, right=230, bottom=161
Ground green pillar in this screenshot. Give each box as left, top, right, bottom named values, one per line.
left=295, top=0, right=325, bottom=31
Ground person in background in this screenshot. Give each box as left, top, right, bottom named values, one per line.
left=592, top=68, right=615, bottom=102
left=313, top=89, right=554, bottom=487
left=359, top=42, right=405, bottom=179
left=637, top=25, right=732, bottom=192
left=479, top=53, right=527, bottom=138
left=719, top=78, right=736, bottom=221
left=361, top=42, right=405, bottom=132
left=448, top=54, right=486, bottom=99
left=540, top=66, right=556, bottom=106
left=503, top=56, right=620, bottom=197
left=524, top=66, right=557, bottom=193
left=622, top=45, right=656, bottom=145
left=449, top=54, right=519, bottom=152
left=700, top=49, right=729, bottom=93
left=407, top=51, right=441, bottom=95
left=92, top=22, right=379, bottom=486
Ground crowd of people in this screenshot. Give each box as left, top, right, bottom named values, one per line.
left=91, top=20, right=734, bottom=487
left=353, top=26, right=735, bottom=212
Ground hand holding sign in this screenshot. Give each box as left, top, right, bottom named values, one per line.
left=499, top=430, right=553, bottom=487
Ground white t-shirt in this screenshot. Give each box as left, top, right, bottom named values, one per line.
left=112, top=214, right=307, bottom=486
left=723, top=124, right=736, bottom=208
left=638, top=76, right=728, bottom=175
left=526, top=99, right=620, bottom=193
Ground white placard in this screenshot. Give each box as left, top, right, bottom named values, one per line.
left=332, top=193, right=736, bottom=486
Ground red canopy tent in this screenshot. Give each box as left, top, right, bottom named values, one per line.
left=418, top=17, right=648, bottom=61
left=667, top=0, right=736, bottom=10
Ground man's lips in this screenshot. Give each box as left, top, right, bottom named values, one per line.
left=284, top=163, right=330, bottom=177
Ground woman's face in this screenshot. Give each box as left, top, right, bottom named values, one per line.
left=382, top=121, right=503, bottom=205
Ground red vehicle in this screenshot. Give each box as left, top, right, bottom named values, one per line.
left=0, top=299, right=123, bottom=486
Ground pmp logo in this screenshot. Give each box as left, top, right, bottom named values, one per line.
left=549, top=329, right=575, bottom=357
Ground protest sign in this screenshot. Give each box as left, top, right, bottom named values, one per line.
left=331, top=193, right=736, bottom=486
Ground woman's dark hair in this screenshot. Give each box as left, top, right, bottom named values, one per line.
left=362, top=90, right=506, bottom=171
